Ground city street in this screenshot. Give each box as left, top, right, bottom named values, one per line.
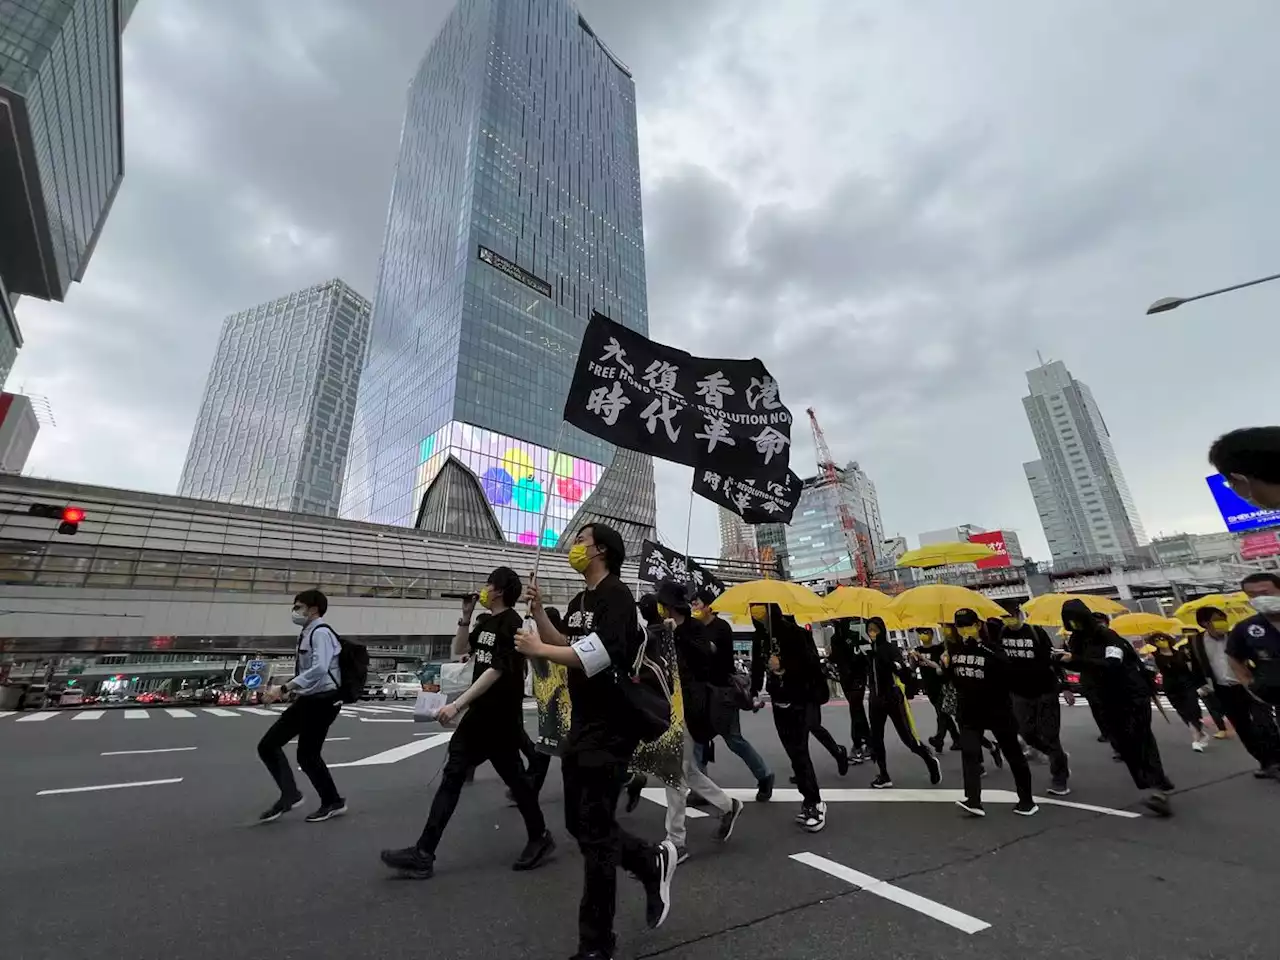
left=0, top=700, right=1274, bottom=960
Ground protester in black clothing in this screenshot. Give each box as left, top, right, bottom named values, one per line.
left=865, top=617, right=942, bottom=789
left=1062, top=599, right=1174, bottom=816
left=750, top=604, right=831, bottom=832
left=1148, top=632, right=1214, bottom=752
left=827, top=619, right=872, bottom=761
left=994, top=612, right=1071, bottom=795
left=909, top=627, right=959, bottom=752
left=516, top=524, right=677, bottom=960
left=381, top=568, right=554, bottom=879
left=948, top=609, right=1036, bottom=817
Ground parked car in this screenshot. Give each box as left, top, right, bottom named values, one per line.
left=362, top=673, right=423, bottom=700
left=59, top=688, right=85, bottom=706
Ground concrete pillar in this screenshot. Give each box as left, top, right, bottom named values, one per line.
left=1110, top=566, right=1132, bottom=600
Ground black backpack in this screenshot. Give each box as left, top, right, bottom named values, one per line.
left=617, top=623, right=673, bottom=743
left=321, top=627, right=368, bottom=704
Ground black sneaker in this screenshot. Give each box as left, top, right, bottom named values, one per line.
left=955, top=798, right=985, bottom=817
left=380, top=845, right=434, bottom=879
left=988, top=744, right=1004, bottom=769
left=800, top=801, right=827, bottom=833
left=871, top=774, right=893, bottom=789
left=715, top=799, right=744, bottom=842
left=928, top=736, right=945, bottom=753
left=1142, top=791, right=1172, bottom=817
left=674, top=845, right=689, bottom=864
left=305, top=800, right=347, bottom=822
left=835, top=745, right=851, bottom=777
left=949, top=743, right=963, bottom=752
left=755, top=773, right=775, bottom=802
left=258, top=792, right=304, bottom=823
left=925, top=753, right=942, bottom=786
left=625, top=774, right=646, bottom=813
left=850, top=746, right=867, bottom=765
left=512, top=831, right=555, bottom=871
left=1013, top=800, right=1039, bottom=817
left=1046, top=782, right=1072, bottom=797
left=642, top=841, right=677, bottom=929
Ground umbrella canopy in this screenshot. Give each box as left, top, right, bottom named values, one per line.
left=712, top=579, right=829, bottom=626
left=823, top=586, right=903, bottom=628
left=1020, top=593, right=1128, bottom=627
left=896, top=541, right=996, bottom=569
left=887, top=584, right=1007, bottom=628
left=1109, top=612, right=1185, bottom=637
left=1173, top=593, right=1253, bottom=627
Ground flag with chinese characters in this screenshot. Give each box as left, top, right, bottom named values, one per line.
left=564, top=311, right=794, bottom=478
left=638, top=539, right=727, bottom=599
left=694, top=467, right=803, bottom=524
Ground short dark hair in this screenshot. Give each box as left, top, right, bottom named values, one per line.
left=655, top=578, right=692, bottom=615
left=638, top=592, right=663, bottom=626
left=694, top=587, right=718, bottom=607
left=293, top=589, right=328, bottom=616
left=581, top=522, right=625, bottom=575
left=487, top=566, right=522, bottom=606
left=1209, top=427, right=1280, bottom=483
left=1194, top=605, right=1226, bottom=627
left=545, top=606, right=565, bottom=633
left=1242, top=571, right=1280, bottom=591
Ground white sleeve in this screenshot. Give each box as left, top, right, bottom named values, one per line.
left=571, top=633, right=613, bottom=678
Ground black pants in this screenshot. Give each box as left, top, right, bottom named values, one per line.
left=519, top=729, right=554, bottom=795
left=773, top=703, right=820, bottom=804
left=417, top=729, right=547, bottom=855
left=924, top=686, right=960, bottom=746
left=562, top=753, right=657, bottom=957
left=1109, top=697, right=1171, bottom=791
left=1214, top=684, right=1280, bottom=769
left=1081, top=681, right=1111, bottom=740
left=810, top=710, right=845, bottom=764
left=257, top=694, right=342, bottom=805
left=1011, top=691, right=1070, bottom=786
left=960, top=711, right=1033, bottom=805
left=1163, top=685, right=1205, bottom=730
left=869, top=689, right=933, bottom=778
left=1201, top=689, right=1228, bottom=731
left=836, top=666, right=870, bottom=749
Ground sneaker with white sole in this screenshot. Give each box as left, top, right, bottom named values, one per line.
left=1013, top=800, right=1039, bottom=816
left=1191, top=739, right=1206, bottom=753
left=258, top=792, right=304, bottom=823
left=715, top=799, right=744, bottom=842
left=955, top=798, right=985, bottom=817
left=800, top=802, right=827, bottom=833
left=305, top=800, right=347, bottom=822
left=1046, top=782, right=1071, bottom=797
left=642, top=841, right=677, bottom=929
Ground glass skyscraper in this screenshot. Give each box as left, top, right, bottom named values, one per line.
left=178, top=280, right=372, bottom=518
left=340, top=0, right=656, bottom=550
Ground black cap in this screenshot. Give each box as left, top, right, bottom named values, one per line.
left=655, top=578, right=692, bottom=614
left=954, top=608, right=980, bottom=627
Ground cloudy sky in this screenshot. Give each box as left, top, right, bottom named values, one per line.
left=11, top=0, right=1279, bottom=562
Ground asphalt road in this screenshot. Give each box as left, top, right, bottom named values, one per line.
left=0, top=699, right=1274, bottom=960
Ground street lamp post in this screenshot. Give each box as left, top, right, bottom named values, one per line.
left=1147, top=271, right=1280, bottom=314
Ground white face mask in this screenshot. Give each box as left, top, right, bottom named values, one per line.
left=291, top=610, right=309, bottom=626
left=1250, top=595, right=1280, bottom=615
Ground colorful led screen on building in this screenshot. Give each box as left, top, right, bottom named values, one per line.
left=1206, top=473, right=1280, bottom=533
left=414, top=421, right=604, bottom=547
left=967, top=530, right=1012, bottom=569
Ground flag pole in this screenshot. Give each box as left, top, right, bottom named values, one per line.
left=529, top=419, right=568, bottom=586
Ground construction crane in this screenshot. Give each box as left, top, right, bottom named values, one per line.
left=806, top=407, right=873, bottom=587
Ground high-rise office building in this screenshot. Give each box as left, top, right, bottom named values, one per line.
left=754, top=522, right=789, bottom=579
left=1022, top=359, right=1147, bottom=563
left=718, top=507, right=754, bottom=562
left=784, top=464, right=880, bottom=584
left=178, top=280, right=372, bottom=517
left=339, top=0, right=656, bottom=551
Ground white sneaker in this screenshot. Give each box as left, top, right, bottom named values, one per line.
left=1192, top=739, right=1206, bottom=753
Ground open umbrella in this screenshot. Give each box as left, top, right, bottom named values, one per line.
left=1172, top=593, right=1253, bottom=627
left=887, top=584, right=1007, bottom=628
left=1020, top=593, right=1128, bottom=627
left=1109, top=612, right=1185, bottom=637
left=823, top=586, right=903, bottom=628
left=896, top=541, right=996, bottom=569
left=712, top=579, right=829, bottom=626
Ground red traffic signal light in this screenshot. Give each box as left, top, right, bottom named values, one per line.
left=62, top=506, right=85, bottom=524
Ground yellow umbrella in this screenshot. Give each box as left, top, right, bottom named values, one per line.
left=1109, top=612, right=1185, bottom=637
left=887, top=584, right=1007, bottom=628
left=712, top=579, right=830, bottom=626
left=896, top=541, right=996, bottom=569
left=823, top=586, right=903, bottom=628
left=1173, top=593, right=1253, bottom=627
left=1021, top=593, right=1128, bottom=627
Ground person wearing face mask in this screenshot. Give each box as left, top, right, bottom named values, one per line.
left=865, top=617, right=942, bottom=790
left=909, top=627, right=960, bottom=753
left=947, top=610, right=1036, bottom=817
left=995, top=610, right=1071, bottom=796
left=1230, top=573, right=1280, bottom=706
left=1191, top=603, right=1280, bottom=779
left=516, top=524, right=678, bottom=960
left=1147, top=632, right=1213, bottom=753
left=1061, top=599, right=1174, bottom=816
left=1209, top=426, right=1280, bottom=510
left=256, top=589, right=347, bottom=823
left=828, top=618, right=873, bottom=762
left=381, top=567, right=554, bottom=880
left=1181, top=626, right=1230, bottom=739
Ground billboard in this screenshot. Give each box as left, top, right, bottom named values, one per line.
left=414, top=421, right=605, bottom=547
left=1240, top=531, right=1280, bottom=561
left=1206, top=473, right=1280, bottom=533
left=968, top=530, right=1011, bottom=569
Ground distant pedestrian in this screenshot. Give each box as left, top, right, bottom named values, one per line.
left=1208, top=426, right=1280, bottom=509
left=257, top=589, right=346, bottom=824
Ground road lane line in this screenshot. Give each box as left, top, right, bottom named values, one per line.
left=330, top=733, right=452, bottom=767
left=124, top=709, right=149, bottom=719
left=0, top=711, right=13, bottom=719
left=349, top=705, right=397, bottom=713
left=639, top=788, right=710, bottom=818
left=238, top=707, right=279, bottom=716
left=73, top=710, right=104, bottom=721
left=325, top=737, right=351, bottom=742
left=358, top=717, right=413, bottom=723
left=16, top=712, right=57, bottom=722
left=203, top=708, right=239, bottom=717
left=38, top=778, right=184, bottom=796
left=686, top=788, right=1141, bottom=819
left=101, top=747, right=198, bottom=756
left=165, top=708, right=197, bottom=718
left=791, top=852, right=991, bottom=935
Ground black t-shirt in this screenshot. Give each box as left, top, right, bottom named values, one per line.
left=703, top=615, right=737, bottom=685
left=947, top=640, right=1011, bottom=726
left=998, top=624, right=1059, bottom=697
left=458, top=608, right=525, bottom=739
left=1228, top=614, right=1280, bottom=703
left=915, top=642, right=945, bottom=696
left=1151, top=642, right=1198, bottom=691
left=563, top=574, right=640, bottom=761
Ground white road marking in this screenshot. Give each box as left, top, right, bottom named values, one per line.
left=358, top=717, right=413, bottom=723
left=791, top=852, right=991, bottom=935
left=348, top=705, right=397, bottom=713
left=325, top=737, right=351, bottom=742
left=165, top=708, right=197, bottom=718
left=238, top=707, right=279, bottom=716
left=330, top=733, right=453, bottom=767
left=203, top=708, right=239, bottom=717
left=101, top=747, right=198, bottom=756
left=124, top=710, right=149, bottom=719
left=16, top=712, right=57, bottom=722
left=37, top=778, right=184, bottom=796
left=73, top=711, right=104, bottom=721
left=0, top=711, right=14, bottom=719
left=638, top=788, right=710, bottom=818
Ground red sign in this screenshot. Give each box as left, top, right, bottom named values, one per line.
left=968, top=531, right=1011, bottom=569
left=1240, top=531, right=1280, bottom=560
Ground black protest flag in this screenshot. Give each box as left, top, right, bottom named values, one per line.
left=694, top=467, right=803, bottom=524
left=564, top=312, right=794, bottom=479
left=638, top=540, right=727, bottom=600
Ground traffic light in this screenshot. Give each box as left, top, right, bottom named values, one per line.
left=29, top=503, right=86, bottom=535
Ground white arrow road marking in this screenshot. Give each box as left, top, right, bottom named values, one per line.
left=791, top=852, right=991, bottom=935
left=330, top=733, right=453, bottom=767
left=38, top=778, right=184, bottom=796
left=101, top=747, right=198, bottom=756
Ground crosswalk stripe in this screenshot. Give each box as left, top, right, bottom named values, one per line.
left=16, top=712, right=57, bottom=722
left=0, top=711, right=13, bottom=719
left=165, top=708, right=197, bottom=718
left=348, top=705, right=396, bottom=713
left=239, top=707, right=278, bottom=716
left=202, top=708, right=239, bottom=717
left=124, top=709, right=149, bottom=719
left=74, top=710, right=104, bottom=721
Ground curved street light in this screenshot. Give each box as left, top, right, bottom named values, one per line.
left=1146, top=271, right=1280, bottom=314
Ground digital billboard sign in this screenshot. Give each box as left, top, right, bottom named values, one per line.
left=967, top=530, right=1011, bottom=569
left=414, top=421, right=604, bottom=547
left=1205, top=473, right=1280, bottom=533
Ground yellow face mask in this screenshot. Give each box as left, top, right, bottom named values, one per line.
left=1002, top=616, right=1020, bottom=629
left=1155, top=638, right=1170, bottom=649
left=568, top=544, right=592, bottom=573
left=478, top=587, right=491, bottom=609
left=1209, top=618, right=1229, bottom=633
left=958, top=626, right=980, bottom=640
left=657, top=603, right=670, bottom=619
left=692, top=607, right=710, bottom=622
left=749, top=604, right=767, bottom=622
left=917, top=633, right=933, bottom=646
left=867, top=627, right=881, bottom=640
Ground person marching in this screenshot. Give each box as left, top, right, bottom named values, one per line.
left=864, top=616, right=942, bottom=790
left=380, top=568, right=554, bottom=880
left=1062, top=599, right=1174, bottom=816
left=827, top=617, right=873, bottom=762
left=910, top=626, right=960, bottom=753
left=995, top=611, right=1071, bottom=796
left=948, top=609, right=1037, bottom=817
left=1147, top=631, right=1214, bottom=752
left=516, top=523, right=677, bottom=960
left=750, top=604, right=830, bottom=832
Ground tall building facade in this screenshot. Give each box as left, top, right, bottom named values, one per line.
left=784, top=465, right=879, bottom=584
left=1022, top=359, right=1147, bottom=564
left=718, top=507, right=754, bottom=562
left=339, top=0, right=656, bottom=551
left=178, top=280, right=371, bottom=517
